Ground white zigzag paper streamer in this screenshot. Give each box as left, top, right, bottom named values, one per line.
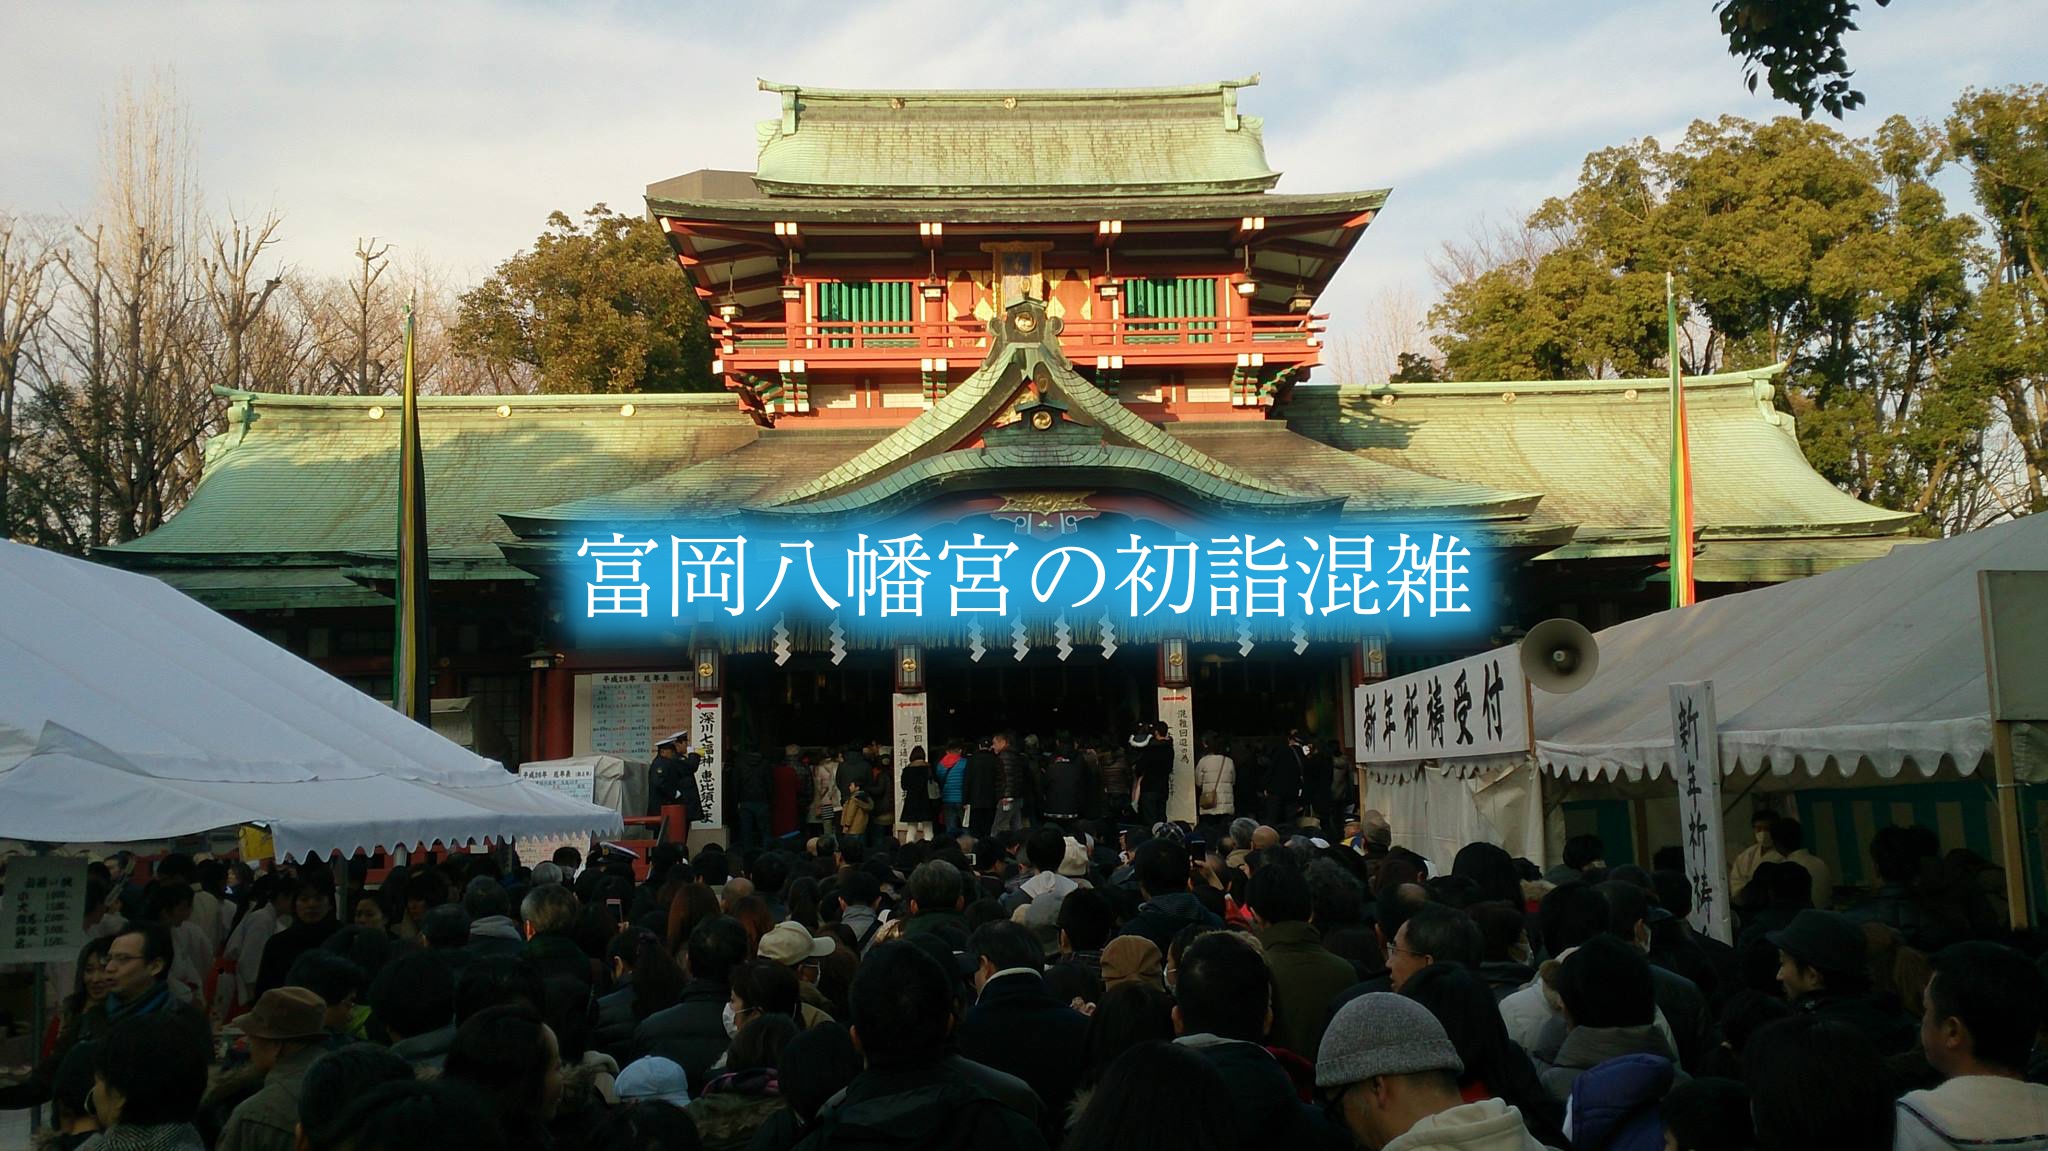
left=1054, top=615, right=1073, bottom=661
left=772, top=615, right=792, bottom=666
left=828, top=617, right=847, bottom=666
left=1011, top=616, right=1029, bottom=661
left=968, top=621, right=986, bottom=662
left=1098, top=615, right=1118, bottom=660
left=1236, top=622, right=1254, bottom=657
left=1291, top=624, right=1309, bottom=655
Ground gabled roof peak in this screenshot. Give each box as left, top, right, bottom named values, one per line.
left=756, top=76, right=1260, bottom=106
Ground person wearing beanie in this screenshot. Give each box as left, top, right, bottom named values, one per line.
left=1534, top=935, right=1679, bottom=1103
left=1317, top=992, right=1546, bottom=1151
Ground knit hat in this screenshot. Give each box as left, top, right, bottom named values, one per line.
left=1315, top=992, right=1464, bottom=1088
left=1101, top=935, right=1165, bottom=990
left=1059, top=839, right=1091, bottom=878
left=617, top=1055, right=693, bottom=1107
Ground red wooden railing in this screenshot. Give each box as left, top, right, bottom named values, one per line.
left=712, top=314, right=1325, bottom=362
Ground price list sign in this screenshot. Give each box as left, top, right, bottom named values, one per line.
left=2, top=856, right=89, bottom=963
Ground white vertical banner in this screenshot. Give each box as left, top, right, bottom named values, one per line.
left=892, top=692, right=929, bottom=827
left=1157, top=686, right=1197, bottom=825
left=692, top=698, right=725, bottom=829
left=1671, top=681, right=1730, bottom=944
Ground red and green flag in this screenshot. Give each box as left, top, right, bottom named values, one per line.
left=1667, top=271, right=1696, bottom=609
left=393, top=297, right=432, bottom=720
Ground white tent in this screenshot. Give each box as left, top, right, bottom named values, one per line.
left=1535, top=515, right=2048, bottom=783
left=0, top=539, right=621, bottom=861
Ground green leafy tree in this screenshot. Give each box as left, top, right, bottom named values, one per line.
left=454, top=205, right=713, bottom=394
left=1431, top=114, right=1994, bottom=532
left=1715, top=0, right=1890, bottom=120
left=1947, top=86, right=2048, bottom=515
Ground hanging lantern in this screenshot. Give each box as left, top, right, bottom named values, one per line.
left=694, top=647, right=722, bottom=696
left=1159, top=637, right=1189, bottom=688
left=895, top=644, right=925, bottom=694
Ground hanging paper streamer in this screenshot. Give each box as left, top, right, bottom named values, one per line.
left=1236, top=622, right=1254, bottom=657
left=828, top=617, right=847, bottom=666
left=1099, top=615, right=1118, bottom=660
left=1054, top=615, right=1073, bottom=661
left=1291, top=623, right=1309, bottom=655
left=773, top=615, right=793, bottom=666
left=968, top=620, right=986, bottom=663
left=1011, top=617, right=1029, bottom=662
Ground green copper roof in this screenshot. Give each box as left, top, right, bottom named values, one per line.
left=105, top=389, right=758, bottom=566
left=750, top=77, right=1281, bottom=198
left=1284, top=365, right=1918, bottom=542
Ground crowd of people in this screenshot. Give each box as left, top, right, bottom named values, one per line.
left=713, top=726, right=1351, bottom=853
left=3, top=731, right=2047, bottom=1151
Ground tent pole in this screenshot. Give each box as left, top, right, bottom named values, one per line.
left=1993, top=723, right=2032, bottom=930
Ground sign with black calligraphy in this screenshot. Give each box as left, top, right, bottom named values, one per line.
left=1355, top=650, right=1529, bottom=765
left=892, top=692, right=929, bottom=829
left=692, top=699, right=725, bottom=830
left=1670, top=681, right=1731, bottom=945
left=1, top=855, right=88, bottom=963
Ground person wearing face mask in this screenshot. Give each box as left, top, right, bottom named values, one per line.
left=1727, top=810, right=1782, bottom=910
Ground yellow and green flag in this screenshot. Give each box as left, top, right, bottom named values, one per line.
left=1667, top=271, right=1696, bottom=609
left=394, top=298, right=431, bottom=720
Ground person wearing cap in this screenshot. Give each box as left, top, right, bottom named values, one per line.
left=1897, top=941, right=2048, bottom=1151
left=217, top=987, right=332, bottom=1151
left=649, top=730, right=690, bottom=815
left=760, top=920, right=840, bottom=1028
left=615, top=1053, right=694, bottom=1108
left=1768, top=907, right=1916, bottom=1054
left=1318, top=992, right=1547, bottom=1151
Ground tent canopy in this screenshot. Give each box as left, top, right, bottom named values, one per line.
left=0, top=539, right=620, bottom=861
left=1535, top=516, right=2048, bottom=783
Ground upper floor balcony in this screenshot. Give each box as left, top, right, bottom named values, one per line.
left=711, top=311, right=1327, bottom=376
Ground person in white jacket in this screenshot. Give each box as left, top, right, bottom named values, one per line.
left=1896, top=941, right=2048, bottom=1151
left=1319, top=992, right=1549, bottom=1151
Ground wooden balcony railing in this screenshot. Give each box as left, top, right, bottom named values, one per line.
left=713, top=314, right=1325, bottom=367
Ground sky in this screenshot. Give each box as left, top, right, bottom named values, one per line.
left=3, top=0, right=2042, bottom=350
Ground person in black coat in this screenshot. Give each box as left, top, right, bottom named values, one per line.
left=1262, top=738, right=1302, bottom=829
left=1131, top=725, right=1174, bottom=827
left=956, top=922, right=1091, bottom=1132
left=633, top=915, right=750, bottom=1087
left=255, top=875, right=342, bottom=996
left=965, top=741, right=1000, bottom=839
left=899, top=746, right=937, bottom=840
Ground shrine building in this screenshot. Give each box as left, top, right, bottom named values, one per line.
left=105, top=78, right=1918, bottom=820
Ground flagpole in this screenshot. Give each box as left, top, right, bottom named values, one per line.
left=394, top=292, right=430, bottom=721
left=1667, top=271, right=1695, bottom=610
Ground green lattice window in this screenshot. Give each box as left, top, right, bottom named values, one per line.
left=816, top=281, right=915, bottom=348
left=1123, top=277, right=1217, bottom=344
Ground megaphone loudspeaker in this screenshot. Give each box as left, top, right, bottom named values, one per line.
left=1520, top=617, right=1599, bottom=695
